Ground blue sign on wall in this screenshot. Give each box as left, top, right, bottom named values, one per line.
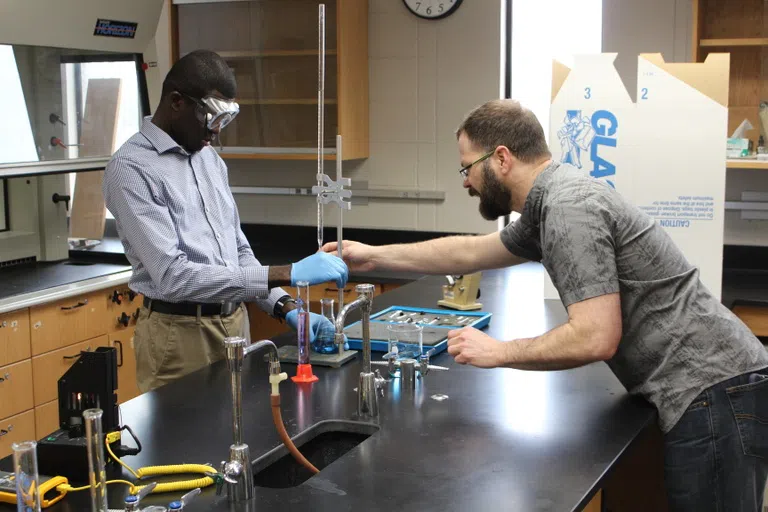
left=94, top=19, right=138, bottom=39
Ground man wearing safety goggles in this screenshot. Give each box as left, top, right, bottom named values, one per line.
left=104, top=50, right=347, bottom=392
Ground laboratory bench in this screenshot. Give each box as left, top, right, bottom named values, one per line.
left=0, top=264, right=666, bottom=512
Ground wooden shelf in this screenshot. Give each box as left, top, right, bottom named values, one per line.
left=238, top=98, right=338, bottom=106
left=699, top=37, right=768, bottom=47
left=217, top=49, right=338, bottom=58
left=727, top=159, right=768, bottom=169
left=220, top=153, right=338, bottom=161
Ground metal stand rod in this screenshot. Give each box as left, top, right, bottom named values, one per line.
left=337, top=134, right=344, bottom=326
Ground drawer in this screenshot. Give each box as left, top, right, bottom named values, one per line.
left=106, top=287, right=143, bottom=334
left=0, top=359, right=34, bottom=419
left=35, top=400, right=60, bottom=439
left=733, top=305, right=768, bottom=337
left=108, top=329, right=141, bottom=404
left=0, top=308, right=31, bottom=366
left=0, top=409, right=36, bottom=460
left=31, top=336, right=108, bottom=406
left=30, top=291, right=107, bottom=356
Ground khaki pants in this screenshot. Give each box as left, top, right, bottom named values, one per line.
left=134, top=304, right=249, bottom=393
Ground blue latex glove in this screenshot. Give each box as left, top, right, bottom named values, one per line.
left=285, top=310, right=349, bottom=353
left=290, top=252, right=348, bottom=288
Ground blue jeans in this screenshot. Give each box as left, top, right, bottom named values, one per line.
left=664, top=368, right=768, bottom=511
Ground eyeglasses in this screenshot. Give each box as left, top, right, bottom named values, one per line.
left=458, top=150, right=494, bottom=179
left=178, top=91, right=240, bottom=131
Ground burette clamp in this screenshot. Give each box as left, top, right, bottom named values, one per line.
left=312, top=174, right=352, bottom=210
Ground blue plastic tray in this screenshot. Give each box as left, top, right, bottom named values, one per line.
left=343, top=305, right=492, bottom=355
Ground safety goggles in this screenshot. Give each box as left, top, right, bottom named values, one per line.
left=181, top=92, right=240, bottom=131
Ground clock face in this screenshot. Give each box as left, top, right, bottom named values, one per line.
left=402, top=0, right=463, bottom=20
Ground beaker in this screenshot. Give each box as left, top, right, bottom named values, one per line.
left=12, top=441, right=40, bottom=512
left=385, top=324, right=423, bottom=377
left=83, top=408, right=108, bottom=511
left=313, top=298, right=337, bottom=354
left=295, top=281, right=311, bottom=365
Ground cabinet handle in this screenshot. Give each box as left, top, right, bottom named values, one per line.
left=114, top=340, right=124, bottom=367
left=0, top=373, right=10, bottom=383
left=0, top=425, right=12, bottom=437
left=61, top=298, right=88, bottom=311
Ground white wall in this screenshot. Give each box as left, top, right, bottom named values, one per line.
left=602, top=0, right=692, bottom=99
left=210, top=0, right=501, bottom=234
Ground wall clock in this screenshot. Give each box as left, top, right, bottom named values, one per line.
left=402, top=0, right=463, bottom=20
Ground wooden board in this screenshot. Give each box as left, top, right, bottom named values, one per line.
left=701, top=0, right=765, bottom=39
left=70, top=78, right=122, bottom=240
left=337, top=0, right=369, bottom=160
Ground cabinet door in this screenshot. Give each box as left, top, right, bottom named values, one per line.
left=0, top=410, right=36, bottom=459
left=35, top=400, right=60, bottom=439
left=174, top=1, right=343, bottom=154
left=0, top=308, right=30, bottom=366
left=30, top=291, right=107, bottom=356
left=31, top=336, right=108, bottom=406
left=0, top=359, right=34, bottom=419
left=108, top=328, right=140, bottom=404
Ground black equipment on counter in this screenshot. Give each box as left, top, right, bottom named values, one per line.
left=36, top=346, right=140, bottom=482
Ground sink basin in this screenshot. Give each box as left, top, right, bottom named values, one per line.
left=252, top=420, right=379, bottom=488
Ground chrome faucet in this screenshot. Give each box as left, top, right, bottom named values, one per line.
left=219, top=337, right=286, bottom=503
left=335, top=284, right=386, bottom=418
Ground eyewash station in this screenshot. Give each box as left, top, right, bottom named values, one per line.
left=0, top=1, right=682, bottom=511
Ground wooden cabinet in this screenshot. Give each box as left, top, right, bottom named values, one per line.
left=108, top=328, right=141, bottom=404
left=35, top=400, right=60, bottom=439
left=31, top=336, right=109, bottom=406
left=733, top=304, right=768, bottom=337
left=693, top=0, right=768, bottom=150
left=0, top=410, right=36, bottom=459
left=0, top=359, right=34, bottom=419
left=0, top=308, right=30, bottom=366
left=29, top=291, right=107, bottom=356
left=171, top=0, right=368, bottom=160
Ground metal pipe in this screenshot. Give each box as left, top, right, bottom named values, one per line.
left=336, top=134, right=344, bottom=344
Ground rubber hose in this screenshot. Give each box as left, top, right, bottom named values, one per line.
left=270, top=394, right=319, bottom=474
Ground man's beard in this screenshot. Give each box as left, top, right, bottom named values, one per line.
left=474, top=161, right=512, bottom=220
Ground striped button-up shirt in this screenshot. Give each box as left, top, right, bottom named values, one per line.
left=103, top=116, right=286, bottom=312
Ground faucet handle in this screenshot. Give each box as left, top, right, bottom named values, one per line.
left=221, top=459, right=243, bottom=484
left=419, top=348, right=437, bottom=376
left=374, top=369, right=387, bottom=397
left=168, top=488, right=201, bottom=510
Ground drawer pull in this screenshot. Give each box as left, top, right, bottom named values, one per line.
left=61, top=298, right=88, bottom=311
left=0, top=373, right=10, bottom=383
left=0, top=321, right=6, bottom=328
left=114, top=340, right=124, bottom=367
left=0, top=425, right=12, bottom=437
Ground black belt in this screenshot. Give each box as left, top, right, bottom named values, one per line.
left=143, top=297, right=241, bottom=317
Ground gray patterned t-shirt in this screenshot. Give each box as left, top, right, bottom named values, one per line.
left=500, top=161, right=768, bottom=432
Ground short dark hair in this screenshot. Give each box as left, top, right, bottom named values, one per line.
left=456, top=99, right=551, bottom=164
left=161, top=49, right=236, bottom=100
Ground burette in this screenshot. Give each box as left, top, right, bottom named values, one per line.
left=313, top=4, right=352, bottom=319
left=316, top=3, right=325, bottom=251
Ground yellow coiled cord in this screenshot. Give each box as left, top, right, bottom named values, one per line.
left=55, top=437, right=215, bottom=497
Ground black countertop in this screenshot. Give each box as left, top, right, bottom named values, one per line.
left=0, top=260, right=131, bottom=301
left=0, top=265, right=656, bottom=512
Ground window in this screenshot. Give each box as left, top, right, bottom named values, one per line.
left=505, top=0, right=602, bottom=227
left=0, top=45, right=38, bottom=164
left=62, top=57, right=143, bottom=220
